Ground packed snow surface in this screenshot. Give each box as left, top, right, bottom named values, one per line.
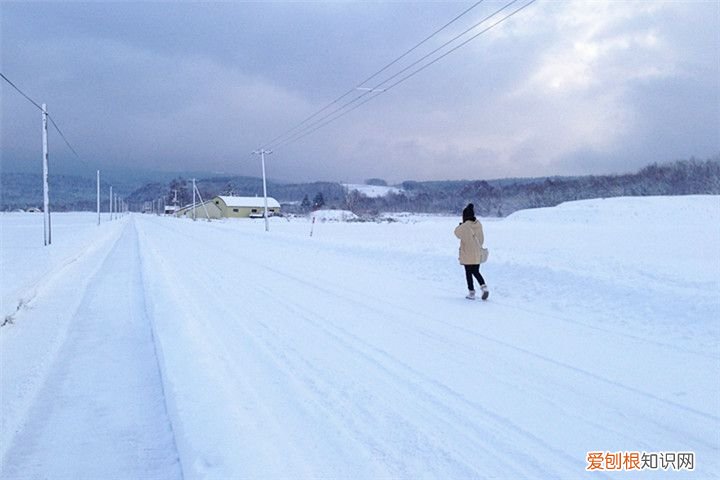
left=1, top=196, right=718, bottom=479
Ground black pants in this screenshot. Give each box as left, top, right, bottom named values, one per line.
left=464, top=264, right=486, bottom=291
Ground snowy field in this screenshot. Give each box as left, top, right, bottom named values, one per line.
left=1, top=196, right=718, bottom=479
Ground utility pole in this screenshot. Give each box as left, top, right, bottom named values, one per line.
left=252, top=149, right=272, bottom=232
left=41, top=104, right=51, bottom=245
left=192, top=178, right=196, bottom=221
left=96, top=170, right=100, bottom=225
left=109, top=186, right=113, bottom=220
left=193, top=182, right=212, bottom=221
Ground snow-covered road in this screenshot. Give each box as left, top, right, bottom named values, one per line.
left=2, top=221, right=182, bottom=479
left=2, top=197, right=718, bottom=479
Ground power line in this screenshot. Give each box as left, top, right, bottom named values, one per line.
left=267, top=90, right=373, bottom=150
left=260, top=1, right=486, bottom=150
left=48, top=115, right=83, bottom=162
left=1, top=71, right=88, bottom=167
left=265, top=1, right=516, bottom=150
left=362, top=0, right=523, bottom=97
left=268, top=0, right=528, bottom=151
left=0, top=72, right=44, bottom=111
left=356, top=1, right=488, bottom=90
left=382, top=0, right=537, bottom=94
left=272, top=0, right=537, bottom=151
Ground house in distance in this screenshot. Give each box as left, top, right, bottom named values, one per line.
left=176, top=195, right=281, bottom=219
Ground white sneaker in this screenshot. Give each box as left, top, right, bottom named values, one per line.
left=480, top=284, right=489, bottom=300
left=465, top=290, right=476, bottom=300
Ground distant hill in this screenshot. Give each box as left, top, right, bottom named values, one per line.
left=0, top=169, right=224, bottom=212
left=2, top=156, right=718, bottom=216
left=1, top=173, right=105, bottom=212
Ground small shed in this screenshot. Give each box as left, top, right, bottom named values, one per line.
left=212, top=196, right=281, bottom=218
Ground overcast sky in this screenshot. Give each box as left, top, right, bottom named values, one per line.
left=2, top=1, right=718, bottom=183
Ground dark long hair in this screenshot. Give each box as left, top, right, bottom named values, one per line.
left=462, top=203, right=476, bottom=222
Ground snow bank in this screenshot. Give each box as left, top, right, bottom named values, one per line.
left=343, top=183, right=403, bottom=198
left=500, top=195, right=720, bottom=287
left=310, top=209, right=358, bottom=222
left=0, top=213, right=123, bottom=319
left=507, top=195, right=720, bottom=225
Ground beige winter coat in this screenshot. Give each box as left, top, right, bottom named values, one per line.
left=454, top=220, right=485, bottom=265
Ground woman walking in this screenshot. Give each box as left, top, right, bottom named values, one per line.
left=454, top=203, right=489, bottom=300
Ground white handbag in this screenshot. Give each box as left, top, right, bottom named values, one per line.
left=472, top=230, right=489, bottom=263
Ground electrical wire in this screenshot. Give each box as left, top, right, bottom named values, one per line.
left=1, top=71, right=89, bottom=168
left=48, top=115, right=83, bottom=163
left=363, top=0, right=521, bottom=97
left=382, top=0, right=537, bottom=94
left=259, top=1, right=486, bottom=150
left=1, top=72, right=44, bottom=111
left=272, top=0, right=537, bottom=151
left=267, top=0, right=527, bottom=150
left=266, top=0, right=508, bottom=151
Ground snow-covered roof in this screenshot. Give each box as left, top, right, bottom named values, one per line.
left=216, top=196, right=281, bottom=209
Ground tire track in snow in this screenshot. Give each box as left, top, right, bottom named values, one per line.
left=197, top=218, right=717, bottom=359
left=246, top=254, right=719, bottom=454
left=238, top=272, right=624, bottom=479
left=210, top=240, right=717, bottom=476
left=136, top=218, right=354, bottom=478
left=191, top=225, right=717, bottom=426
left=204, top=286, right=503, bottom=478
left=141, top=219, right=589, bottom=478
left=143, top=217, right=718, bottom=474
left=138, top=219, right=519, bottom=477
left=254, top=255, right=720, bottom=424
left=242, top=293, right=571, bottom=479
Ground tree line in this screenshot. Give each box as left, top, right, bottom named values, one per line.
left=333, top=157, right=720, bottom=217
left=3, top=156, right=718, bottom=215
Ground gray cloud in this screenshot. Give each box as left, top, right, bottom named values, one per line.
left=2, top=1, right=718, bottom=183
